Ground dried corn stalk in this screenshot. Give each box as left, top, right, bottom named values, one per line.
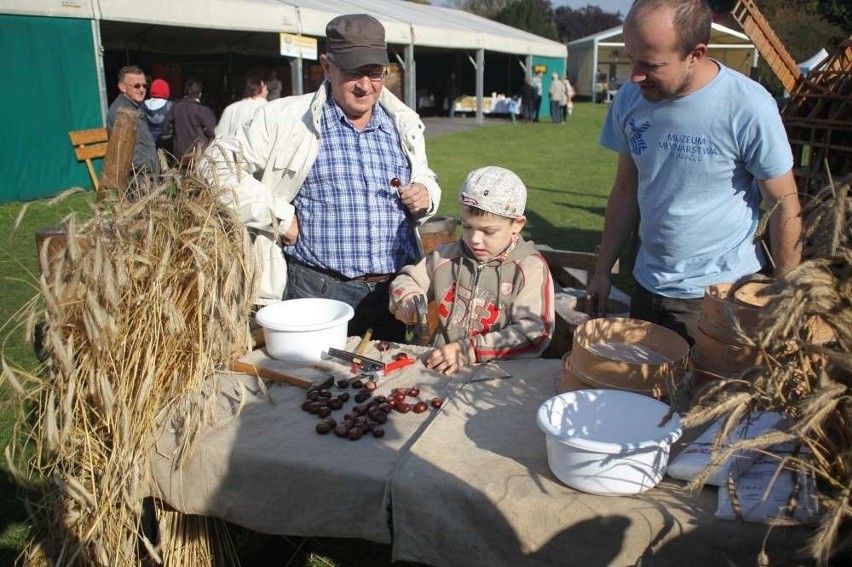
left=685, top=173, right=852, bottom=566
left=4, top=160, right=259, bottom=566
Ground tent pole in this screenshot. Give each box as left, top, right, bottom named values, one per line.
left=405, top=40, right=416, bottom=110
left=592, top=37, right=600, bottom=103
left=475, top=49, right=484, bottom=125
left=91, top=19, right=108, bottom=125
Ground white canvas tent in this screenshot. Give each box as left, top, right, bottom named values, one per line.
left=1, top=0, right=565, bottom=121
left=797, top=48, right=829, bottom=74
left=566, top=22, right=759, bottom=101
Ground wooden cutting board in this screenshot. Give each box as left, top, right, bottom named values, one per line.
left=229, top=347, right=348, bottom=389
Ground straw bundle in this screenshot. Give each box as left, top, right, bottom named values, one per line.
left=685, top=173, right=851, bottom=565
left=4, top=160, right=259, bottom=565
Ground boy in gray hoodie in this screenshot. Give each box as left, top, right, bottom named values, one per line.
left=390, top=166, right=555, bottom=375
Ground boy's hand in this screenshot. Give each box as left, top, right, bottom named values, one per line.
left=425, top=342, right=471, bottom=376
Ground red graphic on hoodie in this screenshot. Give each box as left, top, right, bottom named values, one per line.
left=438, top=283, right=500, bottom=335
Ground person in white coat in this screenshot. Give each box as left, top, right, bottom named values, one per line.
left=203, top=14, right=441, bottom=342
left=215, top=77, right=268, bottom=137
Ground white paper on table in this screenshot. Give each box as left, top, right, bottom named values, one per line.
left=667, top=412, right=786, bottom=485
left=715, top=443, right=820, bottom=524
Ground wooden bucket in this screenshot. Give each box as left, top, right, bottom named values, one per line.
left=700, top=281, right=834, bottom=356
left=35, top=223, right=70, bottom=277
left=569, top=317, right=689, bottom=398
left=418, top=216, right=457, bottom=255
left=688, top=347, right=736, bottom=389
left=558, top=352, right=587, bottom=393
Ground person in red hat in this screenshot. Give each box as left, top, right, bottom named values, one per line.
left=143, top=78, right=173, bottom=151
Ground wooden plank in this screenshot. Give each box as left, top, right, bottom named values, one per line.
left=100, top=107, right=137, bottom=196
left=69, top=128, right=107, bottom=146
left=74, top=143, right=109, bottom=161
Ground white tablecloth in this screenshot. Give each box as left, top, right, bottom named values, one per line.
left=149, top=341, right=812, bottom=566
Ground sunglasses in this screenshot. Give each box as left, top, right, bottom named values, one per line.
left=126, top=82, right=148, bottom=90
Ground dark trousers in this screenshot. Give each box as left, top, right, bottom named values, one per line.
left=286, top=260, right=406, bottom=342
left=630, top=284, right=703, bottom=347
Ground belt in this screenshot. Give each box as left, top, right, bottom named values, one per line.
left=287, top=256, right=394, bottom=283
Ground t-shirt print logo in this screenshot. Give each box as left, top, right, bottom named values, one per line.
left=629, top=118, right=651, bottom=155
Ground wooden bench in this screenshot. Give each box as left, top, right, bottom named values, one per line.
left=69, top=127, right=108, bottom=192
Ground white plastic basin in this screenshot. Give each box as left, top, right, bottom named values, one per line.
left=537, top=389, right=682, bottom=495
left=255, top=298, right=354, bottom=362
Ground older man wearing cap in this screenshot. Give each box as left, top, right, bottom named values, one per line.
left=389, top=166, right=554, bottom=375
left=204, top=14, right=441, bottom=342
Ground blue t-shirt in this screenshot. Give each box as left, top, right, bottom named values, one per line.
left=599, top=63, right=793, bottom=298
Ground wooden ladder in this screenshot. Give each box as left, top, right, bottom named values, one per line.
left=731, top=0, right=801, bottom=92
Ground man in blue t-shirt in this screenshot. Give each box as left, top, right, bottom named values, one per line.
left=586, top=0, right=802, bottom=345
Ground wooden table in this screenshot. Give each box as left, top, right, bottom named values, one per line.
left=149, top=341, right=812, bottom=566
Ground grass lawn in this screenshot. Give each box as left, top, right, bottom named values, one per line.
left=0, top=103, right=620, bottom=566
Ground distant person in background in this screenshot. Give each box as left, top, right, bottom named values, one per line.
left=163, top=78, right=217, bottom=159
left=548, top=72, right=565, bottom=124
left=215, top=77, right=269, bottom=137
left=142, top=78, right=173, bottom=152
left=446, top=72, right=460, bottom=118
left=522, top=78, right=537, bottom=123
left=266, top=70, right=283, bottom=101
left=531, top=70, right=543, bottom=122
left=561, top=74, right=575, bottom=120
left=106, top=65, right=158, bottom=174
left=507, top=95, right=519, bottom=124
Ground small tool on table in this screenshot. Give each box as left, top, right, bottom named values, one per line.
left=413, top=294, right=430, bottom=347
left=326, top=347, right=415, bottom=376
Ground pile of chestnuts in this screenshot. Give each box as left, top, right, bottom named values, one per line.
left=302, top=375, right=443, bottom=441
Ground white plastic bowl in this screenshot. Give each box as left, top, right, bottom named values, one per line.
left=255, top=298, right=354, bottom=362
left=537, top=389, right=682, bottom=495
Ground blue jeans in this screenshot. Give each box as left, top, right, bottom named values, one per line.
left=549, top=101, right=562, bottom=124
left=286, top=260, right=406, bottom=342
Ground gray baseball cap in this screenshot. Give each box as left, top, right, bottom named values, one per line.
left=326, top=14, right=390, bottom=71
left=459, top=166, right=527, bottom=218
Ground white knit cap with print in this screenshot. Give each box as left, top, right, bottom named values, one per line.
left=459, top=166, right=527, bottom=218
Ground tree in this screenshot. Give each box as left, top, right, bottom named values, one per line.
left=449, top=0, right=511, bottom=18
left=554, top=5, right=624, bottom=43
left=494, top=0, right=558, bottom=40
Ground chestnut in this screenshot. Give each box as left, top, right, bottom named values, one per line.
left=336, top=378, right=351, bottom=389
left=347, top=428, right=364, bottom=441
left=413, top=401, right=428, bottom=414
left=354, top=391, right=372, bottom=404
left=406, top=387, right=421, bottom=398
left=327, top=398, right=344, bottom=410
left=430, top=397, right=444, bottom=409
left=372, top=426, right=386, bottom=438
left=316, top=421, right=334, bottom=435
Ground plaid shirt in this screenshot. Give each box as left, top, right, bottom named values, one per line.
left=287, top=96, right=417, bottom=277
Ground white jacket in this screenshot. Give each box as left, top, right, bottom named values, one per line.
left=203, top=82, right=442, bottom=304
